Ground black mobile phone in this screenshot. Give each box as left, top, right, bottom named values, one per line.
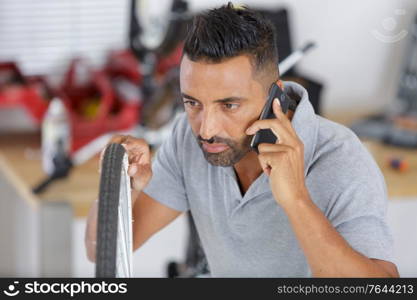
left=250, top=82, right=292, bottom=153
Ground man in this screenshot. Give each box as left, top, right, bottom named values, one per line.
left=85, top=3, right=399, bottom=277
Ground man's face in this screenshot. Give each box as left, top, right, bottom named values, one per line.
left=180, top=55, right=268, bottom=166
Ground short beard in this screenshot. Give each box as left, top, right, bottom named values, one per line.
left=195, top=134, right=252, bottom=167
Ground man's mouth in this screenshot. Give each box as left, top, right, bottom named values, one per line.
left=201, top=142, right=230, bottom=153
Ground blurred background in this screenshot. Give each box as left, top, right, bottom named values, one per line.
left=0, top=0, right=416, bottom=277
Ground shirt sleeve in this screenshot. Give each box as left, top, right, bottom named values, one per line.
left=142, top=117, right=189, bottom=212
left=325, top=159, right=395, bottom=263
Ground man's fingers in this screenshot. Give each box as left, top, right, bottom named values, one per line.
left=109, top=134, right=129, bottom=144
left=138, top=152, right=150, bottom=164
left=258, top=152, right=279, bottom=175
left=272, top=98, right=293, bottom=130
left=134, top=143, right=151, bottom=164
left=272, top=98, right=284, bottom=119
left=257, top=150, right=288, bottom=175
left=99, top=134, right=153, bottom=192
left=246, top=118, right=293, bottom=144
left=128, top=163, right=138, bottom=177
left=131, top=163, right=152, bottom=191
left=257, top=154, right=271, bottom=175
left=257, top=143, right=292, bottom=153
left=98, top=147, right=106, bottom=174
left=121, top=140, right=151, bottom=165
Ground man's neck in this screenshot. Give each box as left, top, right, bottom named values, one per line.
left=233, top=150, right=263, bottom=196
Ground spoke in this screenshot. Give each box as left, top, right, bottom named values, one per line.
left=116, top=153, right=133, bottom=278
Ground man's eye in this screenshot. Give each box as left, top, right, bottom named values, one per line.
left=224, top=103, right=239, bottom=110
left=184, top=100, right=199, bottom=107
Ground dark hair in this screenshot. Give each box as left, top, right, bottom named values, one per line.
left=183, top=2, right=279, bottom=77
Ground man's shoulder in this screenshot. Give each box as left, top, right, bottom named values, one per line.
left=307, top=116, right=388, bottom=216
left=315, top=115, right=363, bottom=151
left=166, top=112, right=202, bottom=162
left=311, top=115, right=385, bottom=186
left=171, top=111, right=190, bottom=136
left=170, top=112, right=193, bottom=146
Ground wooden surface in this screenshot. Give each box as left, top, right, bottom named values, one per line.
left=361, top=139, right=417, bottom=198
left=0, top=133, right=99, bottom=217
left=0, top=117, right=416, bottom=218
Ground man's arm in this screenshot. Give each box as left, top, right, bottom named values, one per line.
left=85, top=191, right=181, bottom=262
left=131, top=191, right=182, bottom=251
left=283, top=197, right=399, bottom=277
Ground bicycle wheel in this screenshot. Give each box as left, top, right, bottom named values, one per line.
left=96, top=143, right=133, bottom=278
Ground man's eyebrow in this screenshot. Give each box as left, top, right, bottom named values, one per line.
left=181, top=93, right=200, bottom=102
left=181, top=93, right=247, bottom=103
left=213, top=97, right=247, bottom=103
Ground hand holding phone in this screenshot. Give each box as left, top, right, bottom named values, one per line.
left=250, top=82, right=295, bottom=153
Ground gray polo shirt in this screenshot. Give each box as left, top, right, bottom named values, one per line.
left=143, top=81, right=394, bottom=277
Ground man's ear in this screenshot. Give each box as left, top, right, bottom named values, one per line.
left=277, top=80, right=284, bottom=90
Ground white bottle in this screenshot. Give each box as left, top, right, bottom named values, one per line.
left=41, top=97, right=71, bottom=175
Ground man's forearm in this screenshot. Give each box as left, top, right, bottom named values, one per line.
left=85, top=199, right=99, bottom=262
left=282, top=196, right=394, bottom=277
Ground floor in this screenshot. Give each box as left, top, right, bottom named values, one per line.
left=72, top=199, right=417, bottom=277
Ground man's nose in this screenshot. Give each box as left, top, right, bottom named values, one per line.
left=199, top=109, right=221, bottom=140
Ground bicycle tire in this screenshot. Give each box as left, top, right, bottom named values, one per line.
left=96, top=143, right=132, bottom=278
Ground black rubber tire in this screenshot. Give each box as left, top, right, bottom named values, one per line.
left=95, top=143, right=126, bottom=278
left=167, top=261, right=179, bottom=278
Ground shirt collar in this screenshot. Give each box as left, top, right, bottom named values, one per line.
left=283, top=81, right=319, bottom=176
